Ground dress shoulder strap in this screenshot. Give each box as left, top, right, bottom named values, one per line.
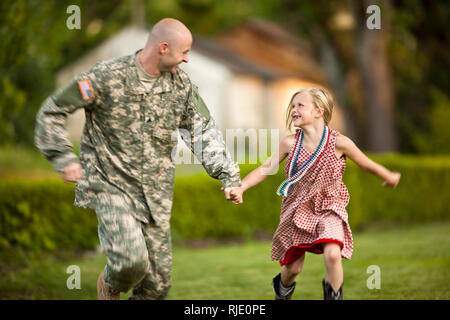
left=329, top=128, right=340, bottom=137
left=327, top=128, right=340, bottom=149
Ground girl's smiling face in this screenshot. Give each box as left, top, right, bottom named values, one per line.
left=290, top=92, right=322, bottom=127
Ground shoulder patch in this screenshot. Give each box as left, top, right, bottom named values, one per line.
left=77, top=79, right=95, bottom=100
left=53, top=76, right=97, bottom=107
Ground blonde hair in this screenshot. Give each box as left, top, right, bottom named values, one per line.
left=285, top=87, right=335, bottom=130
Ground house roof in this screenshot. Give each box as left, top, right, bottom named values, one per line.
left=216, top=18, right=327, bottom=85
left=192, top=35, right=284, bottom=81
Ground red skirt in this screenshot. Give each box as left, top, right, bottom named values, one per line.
left=277, top=212, right=347, bottom=266
left=280, top=239, right=343, bottom=266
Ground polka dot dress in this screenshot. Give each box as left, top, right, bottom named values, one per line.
left=271, top=128, right=354, bottom=265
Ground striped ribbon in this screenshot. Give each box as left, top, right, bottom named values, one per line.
left=276, top=126, right=329, bottom=197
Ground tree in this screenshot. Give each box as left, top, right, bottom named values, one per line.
left=352, top=0, right=397, bottom=152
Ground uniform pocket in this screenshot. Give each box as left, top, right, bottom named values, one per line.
left=154, top=97, right=184, bottom=125
left=152, top=127, right=177, bottom=144
left=151, top=128, right=178, bottom=170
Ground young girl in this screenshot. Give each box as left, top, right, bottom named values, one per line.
left=229, top=88, right=400, bottom=300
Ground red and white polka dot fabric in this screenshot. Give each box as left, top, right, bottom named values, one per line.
left=271, top=128, right=354, bottom=265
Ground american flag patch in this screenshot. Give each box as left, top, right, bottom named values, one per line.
left=77, top=79, right=95, bottom=100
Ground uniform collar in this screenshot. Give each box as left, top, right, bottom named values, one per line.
left=125, top=51, right=185, bottom=95
left=152, top=72, right=174, bottom=94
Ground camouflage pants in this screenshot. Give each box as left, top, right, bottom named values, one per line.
left=95, top=193, right=172, bottom=300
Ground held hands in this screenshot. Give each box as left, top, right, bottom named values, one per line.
left=221, top=187, right=244, bottom=205
left=382, top=171, right=401, bottom=188
left=61, top=162, right=84, bottom=183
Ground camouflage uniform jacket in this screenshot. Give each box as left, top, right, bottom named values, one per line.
left=35, top=52, right=241, bottom=227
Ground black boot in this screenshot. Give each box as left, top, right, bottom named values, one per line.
left=322, top=279, right=343, bottom=300
left=272, top=273, right=296, bottom=300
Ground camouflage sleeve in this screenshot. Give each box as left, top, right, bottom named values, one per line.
left=34, top=71, right=100, bottom=172
left=179, top=84, right=241, bottom=188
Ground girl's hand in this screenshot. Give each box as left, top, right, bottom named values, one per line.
left=221, top=187, right=244, bottom=205
left=229, top=187, right=244, bottom=205
left=382, top=171, right=401, bottom=188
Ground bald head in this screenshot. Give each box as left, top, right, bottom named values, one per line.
left=146, top=18, right=192, bottom=47
left=140, top=18, right=192, bottom=74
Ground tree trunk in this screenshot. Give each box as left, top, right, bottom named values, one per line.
left=353, top=0, right=397, bottom=152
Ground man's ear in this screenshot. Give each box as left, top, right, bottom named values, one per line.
left=159, top=42, right=169, bottom=55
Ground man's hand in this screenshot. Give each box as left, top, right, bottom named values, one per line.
left=61, top=162, right=84, bottom=183
left=221, top=187, right=244, bottom=205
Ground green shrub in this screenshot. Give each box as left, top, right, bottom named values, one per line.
left=171, top=155, right=450, bottom=239
left=0, top=179, right=97, bottom=251
left=344, top=154, right=450, bottom=228
left=0, top=155, right=449, bottom=252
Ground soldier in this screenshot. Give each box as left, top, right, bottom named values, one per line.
left=35, top=18, right=241, bottom=300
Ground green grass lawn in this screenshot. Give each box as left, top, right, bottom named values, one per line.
left=0, top=221, right=449, bottom=300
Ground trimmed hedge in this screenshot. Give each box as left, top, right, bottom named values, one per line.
left=344, top=154, right=450, bottom=228
left=0, top=155, right=449, bottom=251
left=0, top=179, right=98, bottom=251
left=171, top=155, right=450, bottom=239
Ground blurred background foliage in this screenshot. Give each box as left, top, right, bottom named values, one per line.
left=1, top=1, right=448, bottom=300
left=0, top=0, right=449, bottom=153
